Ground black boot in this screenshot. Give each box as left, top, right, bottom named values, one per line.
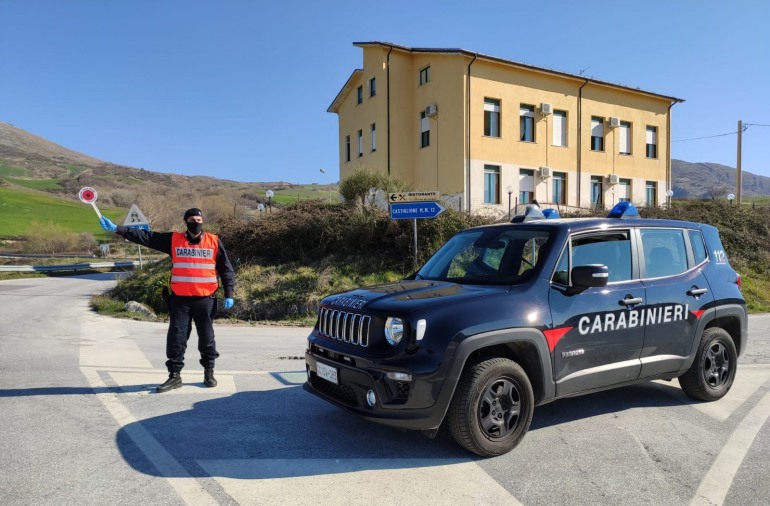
left=204, top=368, right=217, bottom=388
left=157, top=373, right=182, bottom=393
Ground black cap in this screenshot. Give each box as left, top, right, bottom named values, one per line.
left=183, top=208, right=202, bottom=221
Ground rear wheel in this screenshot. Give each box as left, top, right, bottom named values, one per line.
left=678, top=327, right=737, bottom=401
left=447, top=357, right=534, bottom=457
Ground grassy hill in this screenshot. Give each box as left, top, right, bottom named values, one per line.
left=0, top=183, right=123, bottom=238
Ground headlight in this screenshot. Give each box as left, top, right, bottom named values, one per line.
left=384, top=317, right=404, bottom=345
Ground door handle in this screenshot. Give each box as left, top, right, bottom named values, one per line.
left=688, top=287, right=708, bottom=296
left=620, top=296, right=643, bottom=306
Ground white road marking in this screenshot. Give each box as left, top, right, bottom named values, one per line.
left=80, top=367, right=219, bottom=506
left=198, top=459, right=523, bottom=506
left=652, top=365, right=770, bottom=422
left=690, top=387, right=770, bottom=506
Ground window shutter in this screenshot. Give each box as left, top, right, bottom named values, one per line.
left=646, top=127, right=657, bottom=145
left=591, top=118, right=603, bottom=137
left=519, top=171, right=534, bottom=192
left=619, top=123, right=630, bottom=154
left=552, top=111, right=566, bottom=147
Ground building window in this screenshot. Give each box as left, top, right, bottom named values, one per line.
left=357, top=129, right=363, bottom=157
left=552, top=171, right=566, bottom=204
left=591, top=117, right=604, bottom=151
left=369, top=77, right=376, bottom=97
left=345, top=135, right=351, bottom=162
left=370, top=123, right=376, bottom=152
left=419, top=66, right=430, bottom=85
left=484, top=165, right=500, bottom=204
left=552, top=110, right=567, bottom=147
left=519, top=169, right=534, bottom=204
left=484, top=98, right=501, bottom=137
left=520, top=104, right=535, bottom=142
left=357, top=86, right=363, bottom=105
left=646, top=181, right=657, bottom=207
left=619, top=121, right=632, bottom=155
left=618, top=178, right=631, bottom=202
left=590, top=175, right=603, bottom=210
left=646, top=126, right=658, bottom=158
left=420, top=111, right=430, bottom=148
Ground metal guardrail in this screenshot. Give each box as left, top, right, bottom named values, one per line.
left=0, top=261, right=147, bottom=272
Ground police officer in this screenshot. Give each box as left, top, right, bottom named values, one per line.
left=100, top=208, right=235, bottom=393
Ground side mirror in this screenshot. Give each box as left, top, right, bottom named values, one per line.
left=571, top=264, right=609, bottom=288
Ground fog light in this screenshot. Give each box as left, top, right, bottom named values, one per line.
left=306, top=367, right=312, bottom=381
left=386, top=371, right=412, bottom=382
left=366, top=389, right=377, bottom=407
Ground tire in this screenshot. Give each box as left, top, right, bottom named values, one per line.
left=678, top=327, right=737, bottom=401
left=447, top=357, right=534, bottom=457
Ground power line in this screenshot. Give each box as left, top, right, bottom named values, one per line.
left=672, top=124, right=749, bottom=143
left=744, top=123, right=770, bottom=127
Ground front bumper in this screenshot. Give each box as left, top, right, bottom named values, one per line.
left=304, top=344, right=449, bottom=431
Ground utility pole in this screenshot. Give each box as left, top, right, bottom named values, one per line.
left=737, top=120, right=743, bottom=205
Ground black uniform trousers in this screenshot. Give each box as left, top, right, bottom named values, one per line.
left=166, top=294, right=219, bottom=373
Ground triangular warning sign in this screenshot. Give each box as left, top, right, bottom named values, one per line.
left=123, top=204, right=151, bottom=226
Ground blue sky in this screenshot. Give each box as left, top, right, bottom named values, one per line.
left=1, top=0, right=769, bottom=184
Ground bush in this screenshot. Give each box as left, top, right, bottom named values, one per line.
left=22, top=223, right=99, bottom=255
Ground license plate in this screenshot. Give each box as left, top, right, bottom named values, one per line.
left=316, top=362, right=338, bottom=385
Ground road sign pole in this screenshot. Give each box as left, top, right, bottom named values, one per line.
left=138, top=244, right=143, bottom=270
left=413, top=218, right=418, bottom=267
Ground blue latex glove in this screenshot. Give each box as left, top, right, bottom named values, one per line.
left=100, top=216, right=117, bottom=232
left=224, top=298, right=234, bottom=309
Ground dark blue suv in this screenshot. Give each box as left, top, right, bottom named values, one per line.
left=304, top=203, right=747, bottom=457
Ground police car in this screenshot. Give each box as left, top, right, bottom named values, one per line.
left=304, top=203, right=747, bottom=457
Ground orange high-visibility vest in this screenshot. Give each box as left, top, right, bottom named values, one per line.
left=169, top=232, right=219, bottom=296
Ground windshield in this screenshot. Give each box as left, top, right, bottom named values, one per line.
left=416, top=227, right=553, bottom=285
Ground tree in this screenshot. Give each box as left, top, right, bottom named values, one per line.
left=339, top=167, right=386, bottom=207
left=339, top=167, right=412, bottom=207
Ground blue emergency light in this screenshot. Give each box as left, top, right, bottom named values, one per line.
left=607, top=201, right=640, bottom=219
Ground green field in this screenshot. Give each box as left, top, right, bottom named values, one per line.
left=271, top=184, right=339, bottom=205
left=0, top=184, right=123, bottom=238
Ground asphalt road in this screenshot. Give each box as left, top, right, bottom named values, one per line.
left=1, top=274, right=769, bottom=505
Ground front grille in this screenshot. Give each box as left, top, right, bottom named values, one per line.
left=395, top=381, right=411, bottom=398
left=318, top=308, right=371, bottom=347
left=310, top=374, right=358, bottom=407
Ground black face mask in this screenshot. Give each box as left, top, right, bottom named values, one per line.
left=186, top=221, right=203, bottom=236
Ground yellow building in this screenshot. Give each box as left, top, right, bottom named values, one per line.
left=328, top=42, right=684, bottom=214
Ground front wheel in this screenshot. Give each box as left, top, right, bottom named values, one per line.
left=447, top=357, right=534, bottom=457
left=678, top=327, right=737, bottom=401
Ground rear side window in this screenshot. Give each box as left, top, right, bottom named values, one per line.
left=641, top=229, right=688, bottom=278
left=689, top=230, right=708, bottom=265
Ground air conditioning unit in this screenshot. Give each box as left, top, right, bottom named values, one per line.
left=608, top=116, right=621, bottom=128
left=540, top=102, right=553, bottom=115
left=539, top=166, right=553, bottom=179
left=607, top=174, right=620, bottom=185
left=425, top=104, right=438, bottom=117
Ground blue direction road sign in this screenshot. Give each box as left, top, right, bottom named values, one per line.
left=390, top=201, right=446, bottom=220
